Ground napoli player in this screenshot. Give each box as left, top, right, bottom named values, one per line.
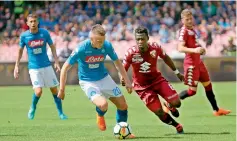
left=121, top=26, right=184, bottom=133
left=58, top=24, right=135, bottom=138
left=14, top=14, right=67, bottom=120
left=177, top=9, right=230, bottom=116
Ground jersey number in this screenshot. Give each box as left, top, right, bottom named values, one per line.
left=33, top=48, right=42, bottom=54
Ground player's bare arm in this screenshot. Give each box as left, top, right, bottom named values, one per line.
left=178, top=41, right=205, bottom=54
left=14, top=47, right=24, bottom=79
left=114, top=60, right=132, bottom=94
left=162, top=54, right=184, bottom=81
left=49, top=44, right=61, bottom=72
left=58, top=62, right=72, bottom=100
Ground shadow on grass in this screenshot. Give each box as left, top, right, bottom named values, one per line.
left=0, top=134, right=26, bottom=137
left=165, top=132, right=230, bottom=136
left=131, top=136, right=184, bottom=140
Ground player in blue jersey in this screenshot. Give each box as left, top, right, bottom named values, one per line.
left=58, top=24, right=135, bottom=138
left=13, top=14, right=67, bottom=120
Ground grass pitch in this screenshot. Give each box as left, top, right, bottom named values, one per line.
left=0, top=82, right=235, bottom=141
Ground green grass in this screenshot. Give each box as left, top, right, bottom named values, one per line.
left=0, top=82, right=236, bottom=141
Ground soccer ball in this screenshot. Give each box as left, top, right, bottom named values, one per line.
left=113, top=122, right=132, bottom=139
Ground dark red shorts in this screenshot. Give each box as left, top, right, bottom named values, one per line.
left=135, top=80, right=179, bottom=112
left=184, top=61, right=210, bottom=87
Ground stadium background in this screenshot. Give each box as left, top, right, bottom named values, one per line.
left=0, top=1, right=236, bottom=141
left=0, top=1, right=236, bottom=85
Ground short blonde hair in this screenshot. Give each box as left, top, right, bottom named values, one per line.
left=90, top=24, right=106, bottom=36
left=181, top=9, right=192, bottom=19
left=27, top=14, right=38, bottom=21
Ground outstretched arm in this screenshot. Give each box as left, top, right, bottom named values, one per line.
left=14, top=47, right=24, bottom=79
left=162, top=53, right=184, bottom=82
left=114, top=60, right=133, bottom=94
left=58, top=62, right=72, bottom=100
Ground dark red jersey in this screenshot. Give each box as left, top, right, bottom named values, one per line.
left=178, top=26, right=202, bottom=66
left=123, top=42, right=166, bottom=90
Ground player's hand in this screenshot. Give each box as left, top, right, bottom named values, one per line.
left=54, top=62, right=61, bottom=73
left=194, top=47, right=206, bottom=54
left=120, top=78, right=126, bottom=86
left=176, top=73, right=184, bottom=82
left=58, top=89, right=65, bottom=100
left=125, top=81, right=133, bottom=94
left=14, top=66, right=19, bottom=79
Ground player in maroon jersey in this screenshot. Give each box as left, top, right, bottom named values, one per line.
left=177, top=9, right=231, bottom=116
left=121, top=26, right=184, bottom=133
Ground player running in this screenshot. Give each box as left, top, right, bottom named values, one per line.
left=177, top=9, right=231, bottom=116
left=14, top=14, right=67, bottom=120
left=121, top=26, right=184, bottom=133
left=57, top=24, right=135, bottom=138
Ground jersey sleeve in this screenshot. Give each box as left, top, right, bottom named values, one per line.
left=122, top=48, right=133, bottom=71
left=152, top=42, right=166, bottom=59
left=178, top=28, right=188, bottom=43
left=106, top=42, right=118, bottom=61
left=44, top=29, right=53, bottom=46
left=66, top=46, right=81, bottom=65
left=19, top=34, right=25, bottom=48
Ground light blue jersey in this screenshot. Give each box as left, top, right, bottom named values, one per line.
left=67, top=39, right=118, bottom=81
left=19, top=28, right=53, bottom=69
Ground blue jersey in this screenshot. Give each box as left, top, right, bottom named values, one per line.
left=19, top=28, right=53, bottom=69
left=67, top=39, right=118, bottom=81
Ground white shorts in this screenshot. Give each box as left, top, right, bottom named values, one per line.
left=79, top=75, right=123, bottom=101
left=29, top=66, right=59, bottom=89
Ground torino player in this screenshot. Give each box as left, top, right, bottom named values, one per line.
left=177, top=9, right=231, bottom=116
left=121, top=26, right=184, bottom=133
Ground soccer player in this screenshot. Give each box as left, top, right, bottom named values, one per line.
left=57, top=24, right=135, bottom=138
left=177, top=9, right=231, bottom=116
left=13, top=14, right=67, bottom=120
left=121, top=26, right=184, bottom=133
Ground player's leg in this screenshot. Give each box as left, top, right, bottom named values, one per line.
left=50, top=87, right=67, bottom=120
left=199, top=63, right=231, bottom=116
left=79, top=80, right=108, bottom=131
left=179, top=65, right=199, bottom=99
left=137, top=89, right=183, bottom=134
left=28, top=69, right=44, bottom=120
left=43, top=66, right=68, bottom=119
left=157, top=81, right=181, bottom=117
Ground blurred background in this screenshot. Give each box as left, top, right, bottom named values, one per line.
left=0, top=1, right=236, bottom=85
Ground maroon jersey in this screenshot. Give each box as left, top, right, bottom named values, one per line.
left=178, top=26, right=201, bottom=66
left=123, top=42, right=166, bottom=90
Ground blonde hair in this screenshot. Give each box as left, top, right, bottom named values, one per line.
left=181, top=9, right=193, bottom=19
left=90, top=24, right=106, bottom=36
left=27, top=14, right=38, bottom=20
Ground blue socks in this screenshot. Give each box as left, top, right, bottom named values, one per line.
left=53, top=94, right=63, bottom=115
left=96, top=106, right=107, bottom=116
left=31, top=93, right=40, bottom=109
left=116, top=109, right=128, bottom=123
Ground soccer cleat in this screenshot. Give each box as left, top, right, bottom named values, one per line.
left=164, top=102, right=180, bottom=118
left=213, top=108, right=231, bottom=116
left=176, top=124, right=184, bottom=134
left=96, top=114, right=106, bottom=131
left=28, top=107, right=36, bottom=120
left=59, top=113, right=68, bottom=120
left=127, top=133, right=136, bottom=139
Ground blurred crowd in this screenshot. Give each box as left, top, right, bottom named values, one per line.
left=0, top=1, right=236, bottom=59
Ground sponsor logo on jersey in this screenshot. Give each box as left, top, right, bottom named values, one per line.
left=85, top=55, right=104, bottom=63
left=150, top=50, right=156, bottom=58
left=28, top=39, right=44, bottom=47
left=188, top=30, right=194, bottom=35
left=132, top=54, right=143, bottom=63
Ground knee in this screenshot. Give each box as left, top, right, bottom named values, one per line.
left=34, top=88, right=42, bottom=97
left=170, top=100, right=181, bottom=108
left=154, top=109, right=165, bottom=117
left=117, top=103, right=128, bottom=111
left=97, top=101, right=108, bottom=112
left=50, top=87, right=58, bottom=94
